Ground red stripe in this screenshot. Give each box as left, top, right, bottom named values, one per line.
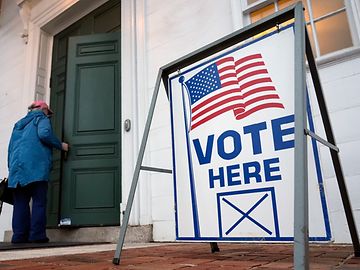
left=236, top=61, right=265, bottom=73
left=220, top=73, right=237, bottom=81
left=192, top=95, right=244, bottom=121
left=237, top=69, right=268, bottom=82
left=242, top=86, right=276, bottom=98
left=235, top=103, right=285, bottom=120
left=191, top=104, right=240, bottom=130
left=235, top=54, right=262, bottom=65
left=221, top=80, right=239, bottom=88
left=218, top=65, right=235, bottom=74
left=216, top=57, right=234, bottom=66
left=192, top=88, right=240, bottom=113
left=240, top=77, right=272, bottom=90
left=244, top=94, right=280, bottom=107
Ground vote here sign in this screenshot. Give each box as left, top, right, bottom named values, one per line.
left=168, top=25, right=331, bottom=241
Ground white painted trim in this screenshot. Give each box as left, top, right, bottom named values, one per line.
left=17, top=0, right=30, bottom=44
left=241, top=0, right=272, bottom=14
left=121, top=0, right=149, bottom=226
left=136, top=0, right=151, bottom=226
left=121, top=0, right=137, bottom=225
left=230, top=0, right=244, bottom=31
left=34, top=30, right=52, bottom=102
left=21, top=22, right=41, bottom=109
left=15, top=0, right=26, bottom=6
left=346, top=0, right=360, bottom=47
left=43, top=1, right=109, bottom=35
left=316, top=46, right=360, bottom=68
left=31, top=0, right=80, bottom=27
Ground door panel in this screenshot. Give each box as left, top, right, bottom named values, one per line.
left=61, top=32, right=121, bottom=226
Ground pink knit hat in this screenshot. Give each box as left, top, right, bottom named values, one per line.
left=28, top=100, right=54, bottom=115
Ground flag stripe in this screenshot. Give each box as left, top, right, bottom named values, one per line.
left=193, top=98, right=243, bottom=126
left=237, top=69, right=268, bottom=82
left=235, top=103, right=285, bottom=120
left=218, top=65, right=236, bottom=74
left=244, top=94, right=281, bottom=107
left=192, top=104, right=241, bottom=130
left=220, top=73, right=238, bottom=81
left=217, top=57, right=234, bottom=65
left=235, top=54, right=262, bottom=65
left=236, top=61, right=265, bottom=73
left=192, top=88, right=240, bottom=113
left=192, top=95, right=244, bottom=122
left=240, top=77, right=273, bottom=91
left=242, top=86, right=276, bottom=98
left=221, top=80, right=240, bottom=88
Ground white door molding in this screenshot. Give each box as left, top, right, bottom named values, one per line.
left=121, top=0, right=150, bottom=226
left=21, top=0, right=109, bottom=107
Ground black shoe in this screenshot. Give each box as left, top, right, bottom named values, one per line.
left=11, top=239, right=29, bottom=244
left=30, top=237, right=49, bottom=243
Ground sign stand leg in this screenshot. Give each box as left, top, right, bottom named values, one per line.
left=113, top=70, right=164, bottom=265
left=293, top=3, right=309, bottom=270
left=210, top=242, right=220, bottom=253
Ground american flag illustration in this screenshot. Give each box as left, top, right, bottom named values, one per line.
left=183, top=54, right=284, bottom=130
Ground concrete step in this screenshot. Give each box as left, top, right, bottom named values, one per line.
left=4, top=225, right=152, bottom=243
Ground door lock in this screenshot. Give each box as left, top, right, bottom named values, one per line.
left=124, top=119, right=131, bottom=132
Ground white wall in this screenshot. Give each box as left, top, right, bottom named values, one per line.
left=145, top=0, right=241, bottom=241
left=0, top=0, right=29, bottom=241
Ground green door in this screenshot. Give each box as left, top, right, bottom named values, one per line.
left=60, top=32, right=121, bottom=226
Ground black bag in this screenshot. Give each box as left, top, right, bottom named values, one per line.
left=0, top=177, right=13, bottom=205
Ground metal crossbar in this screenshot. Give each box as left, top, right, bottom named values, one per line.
left=140, top=166, right=172, bottom=174
left=304, top=129, right=339, bottom=152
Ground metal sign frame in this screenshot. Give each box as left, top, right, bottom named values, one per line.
left=113, top=3, right=360, bottom=269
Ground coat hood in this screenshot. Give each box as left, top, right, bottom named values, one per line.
left=14, top=111, right=45, bottom=130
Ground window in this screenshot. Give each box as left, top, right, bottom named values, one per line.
left=243, top=0, right=355, bottom=57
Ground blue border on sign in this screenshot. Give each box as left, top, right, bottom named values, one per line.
left=180, top=80, right=201, bottom=237
left=169, top=76, right=180, bottom=239
left=306, top=91, right=332, bottom=240
left=168, top=23, right=331, bottom=242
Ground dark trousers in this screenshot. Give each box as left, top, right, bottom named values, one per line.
left=11, top=181, right=48, bottom=243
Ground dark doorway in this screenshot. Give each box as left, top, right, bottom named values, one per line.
left=48, top=0, right=121, bottom=227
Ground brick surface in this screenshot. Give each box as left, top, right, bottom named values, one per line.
left=0, top=243, right=359, bottom=269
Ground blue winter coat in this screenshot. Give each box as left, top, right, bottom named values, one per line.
left=7, top=110, right=62, bottom=188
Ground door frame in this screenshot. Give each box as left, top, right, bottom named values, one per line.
left=19, top=0, right=151, bottom=225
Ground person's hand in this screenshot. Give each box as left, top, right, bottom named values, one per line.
left=62, top=142, right=69, bottom=152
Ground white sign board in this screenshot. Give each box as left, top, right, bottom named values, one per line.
left=169, top=25, right=331, bottom=241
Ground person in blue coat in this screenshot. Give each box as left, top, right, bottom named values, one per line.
left=8, top=100, right=69, bottom=243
